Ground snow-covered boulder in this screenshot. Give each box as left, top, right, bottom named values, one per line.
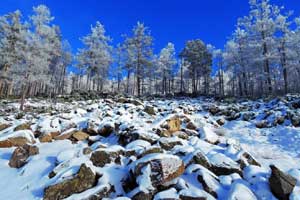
left=132, top=153, right=185, bottom=187
left=44, top=164, right=97, bottom=200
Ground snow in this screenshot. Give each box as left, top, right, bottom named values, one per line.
left=0, top=97, right=300, bottom=199
left=154, top=188, right=178, bottom=200
left=227, top=180, right=257, bottom=200
left=0, top=129, right=35, bottom=142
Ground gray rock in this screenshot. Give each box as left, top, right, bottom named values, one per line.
left=269, top=165, right=297, bottom=200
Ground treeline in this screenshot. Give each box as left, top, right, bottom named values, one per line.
left=2, top=0, right=300, bottom=108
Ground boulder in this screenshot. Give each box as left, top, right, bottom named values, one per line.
left=159, top=137, right=183, bottom=151
left=242, top=112, right=255, bottom=121
left=274, top=116, right=285, bottom=125
left=164, top=117, right=181, bottom=135
left=98, top=124, right=114, bottom=137
left=216, top=118, right=225, bottom=126
left=133, top=154, right=185, bottom=187
left=255, top=120, right=268, bottom=129
left=130, top=99, right=143, bottom=106
left=140, top=146, right=163, bottom=158
left=179, top=189, right=214, bottom=200
left=197, top=171, right=220, bottom=198
left=209, top=106, right=220, bottom=115
left=227, top=181, right=257, bottom=200
left=83, top=147, right=93, bottom=155
left=9, top=144, right=39, bottom=168
left=144, top=105, right=156, bottom=115
left=269, top=165, right=297, bottom=200
left=39, top=134, right=52, bottom=143
left=44, top=164, right=97, bottom=200
left=72, top=131, right=89, bottom=141
left=131, top=191, right=153, bottom=200
left=0, top=123, right=10, bottom=131
left=0, top=136, right=32, bottom=148
left=85, top=185, right=114, bottom=200
left=14, top=123, right=31, bottom=131
left=192, top=151, right=212, bottom=169
left=90, top=149, right=121, bottom=167
left=209, top=153, right=242, bottom=176
left=54, top=131, right=73, bottom=140
left=186, top=121, right=197, bottom=130
left=291, top=115, right=300, bottom=127
left=240, top=152, right=261, bottom=169
left=86, top=120, right=99, bottom=135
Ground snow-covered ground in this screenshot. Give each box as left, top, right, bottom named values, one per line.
left=0, top=96, right=299, bottom=199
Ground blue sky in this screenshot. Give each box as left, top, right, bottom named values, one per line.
left=1, top=0, right=300, bottom=54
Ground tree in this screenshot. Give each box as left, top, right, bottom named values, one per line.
left=77, top=21, right=112, bottom=92
left=157, top=43, right=177, bottom=95
left=180, top=39, right=212, bottom=95
left=0, top=10, right=28, bottom=98
left=123, top=22, right=153, bottom=96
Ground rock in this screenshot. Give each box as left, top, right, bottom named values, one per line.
left=269, top=165, right=297, bottom=200
left=216, top=118, right=225, bottom=126
left=179, top=189, right=214, bottom=200
left=242, top=112, right=255, bottom=121
left=14, top=123, right=31, bottom=131
left=131, top=191, right=153, bottom=200
left=90, top=149, right=121, bottom=167
left=39, top=134, right=52, bottom=143
left=98, top=124, right=114, bottom=137
left=209, top=153, right=242, bottom=176
left=255, top=120, right=268, bottom=129
left=192, top=151, right=212, bottom=169
left=0, top=136, right=33, bottom=148
left=291, top=101, right=300, bottom=109
left=159, top=137, right=183, bottom=150
left=15, top=112, right=25, bottom=119
left=72, top=131, right=89, bottom=141
left=165, top=117, right=181, bottom=135
left=186, top=121, right=197, bottom=130
left=44, top=164, right=97, bottom=200
left=83, top=147, right=93, bottom=155
left=85, top=185, right=114, bottom=200
left=133, top=154, right=185, bottom=186
left=0, top=123, right=10, bottom=131
left=226, top=112, right=241, bottom=121
left=54, top=131, right=73, bottom=140
left=240, top=152, right=261, bottom=169
left=119, top=130, right=159, bottom=146
left=228, top=181, right=257, bottom=200
left=0, top=140, right=13, bottom=148
left=9, top=144, right=39, bottom=168
left=86, top=120, right=99, bottom=135
left=274, top=116, right=285, bottom=125
left=144, top=105, right=155, bottom=115
left=140, top=146, right=163, bottom=157
left=197, top=171, right=220, bottom=198
left=291, top=115, right=300, bottom=127
left=172, top=131, right=189, bottom=140
left=209, top=106, right=220, bottom=115
left=130, top=99, right=143, bottom=106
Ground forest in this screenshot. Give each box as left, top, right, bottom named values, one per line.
left=2, top=0, right=300, bottom=108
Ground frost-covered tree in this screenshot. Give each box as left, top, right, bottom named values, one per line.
left=123, top=22, right=153, bottom=96
left=157, top=42, right=177, bottom=95
left=77, top=21, right=112, bottom=92
left=0, top=10, right=28, bottom=97
left=180, top=39, right=212, bottom=95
